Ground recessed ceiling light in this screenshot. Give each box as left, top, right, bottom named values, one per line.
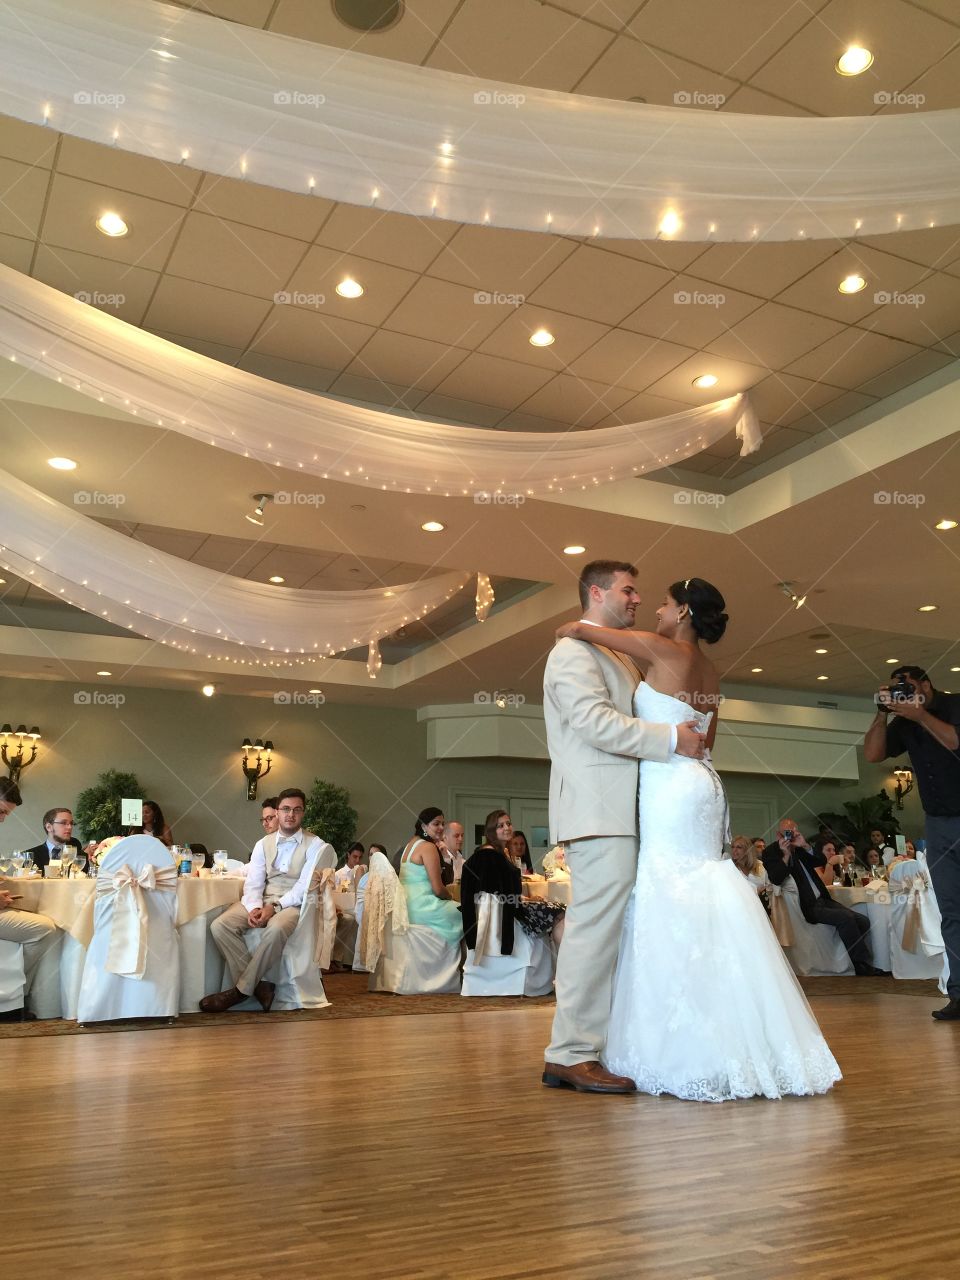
left=817, top=675, right=829, bottom=681
left=836, top=46, right=874, bottom=76
left=336, top=277, right=364, bottom=299
left=529, top=328, right=555, bottom=347
left=838, top=273, right=866, bottom=294
left=153, top=48, right=178, bottom=60
left=751, top=667, right=763, bottom=673
left=886, top=658, right=899, bottom=664
left=268, top=575, right=285, bottom=584
left=421, top=520, right=445, bottom=533
left=439, top=141, right=454, bottom=156
left=692, top=374, right=719, bottom=389
left=563, top=545, right=586, bottom=555
left=935, top=519, right=958, bottom=530
left=308, top=688, right=323, bottom=694
left=48, top=457, right=77, bottom=470
left=918, top=604, right=939, bottom=612
left=815, top=648, right=828, bottom=654
left=201, top=683, right=216, bottom=697
left=333, top=0, right=404, bottom=33
left=96, top=211, right=128, bottom=237
left=951, top=667, right=960, bottom=673
left=96, top=670, right=112, bottom=677
left=0, top=578, right=6, bottom=585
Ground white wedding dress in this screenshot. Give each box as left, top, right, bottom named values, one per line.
left=603, top=683, right=842, bottom=1102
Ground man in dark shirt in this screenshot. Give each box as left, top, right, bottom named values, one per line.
left=864, top=665, right=960, bottom=1021
left=763, top=817, right=881, bottom=974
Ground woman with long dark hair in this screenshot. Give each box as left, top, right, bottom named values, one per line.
left=397, top=806, right=461, bottom=946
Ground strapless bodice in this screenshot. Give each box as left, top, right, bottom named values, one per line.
left=633, top=681, right=712, bottom=734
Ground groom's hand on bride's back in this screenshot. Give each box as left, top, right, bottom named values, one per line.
left=675, top=722, right=706, bottom=758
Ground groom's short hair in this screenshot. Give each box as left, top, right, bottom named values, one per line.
left=578, top=560, right=637, bottom=610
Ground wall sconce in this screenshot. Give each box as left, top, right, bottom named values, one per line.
left=893, top=767, right=914, bottom=810
left=241, top=737, right=274, bottom=800
left=0, top=724, right=41, bottom=787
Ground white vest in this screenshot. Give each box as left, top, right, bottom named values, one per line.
left=262, top=830, right=320, bottom=903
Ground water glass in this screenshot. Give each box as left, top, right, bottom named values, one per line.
left=10, top=851, right=25, bottom=876
left=213, top=850, right=228, bottom=877
left=61, top=847, right=77, bottom=879
left=191, top=849, right=205, bottom=874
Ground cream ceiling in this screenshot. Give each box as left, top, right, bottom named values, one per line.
left=1, top=0, right=959, bottom=707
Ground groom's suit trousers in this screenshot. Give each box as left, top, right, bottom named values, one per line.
left=545, top=835, right=639, bottom=1067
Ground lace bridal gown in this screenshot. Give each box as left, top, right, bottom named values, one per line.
left=603, top=683, right=842, bottom=1102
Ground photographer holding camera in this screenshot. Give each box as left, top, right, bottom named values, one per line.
left=864, top=664, right=960, bottom=1021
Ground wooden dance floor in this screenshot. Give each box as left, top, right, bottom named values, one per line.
left=7, top=988, right=959, bottom=1279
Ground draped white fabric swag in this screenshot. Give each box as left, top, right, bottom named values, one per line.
left=0, top=467, right=471, bottom=667
left=1, top=0, right=958, bottom=241
left=0, top=265, right=762, bottom=499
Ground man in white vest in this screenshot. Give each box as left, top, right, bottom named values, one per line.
left=541, top=560, right=705, bottom=1093
left=200, top=788, right=333, bottom=1012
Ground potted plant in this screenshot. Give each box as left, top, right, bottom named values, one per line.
left=303, top=778, right=358, bottom=860
left=74, top=769, right=146, bottom=845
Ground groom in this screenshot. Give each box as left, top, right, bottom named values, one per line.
left=541, top=560, right=705, bottom=1093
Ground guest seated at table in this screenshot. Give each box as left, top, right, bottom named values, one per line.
left=542, top=844, right=566, bottom=875
left=461, top=809, right=564, bottom=955
left=863, top=847, right=887, bottom=878
left=751, top=837, right=767, bottom=860
left=888, top=839, right=918, bottom=869
left=439, top=820, right=465, bottom=885
left=335, top=843, right=366, bottom=887
left=730, top=834, right=767, bottom=892
left=260, top=797, right=279, bottom=836
left=199, top=787, right=331, bottom=1013
left=867, top=827, right=897, bottom=867
left=141, top=800, right=173, bottom=847
left=397, top=807, right=462, bottom=947
left=24, top=807, right=86, bottom=875
left=0, top=779, right=60, bottom=1022
left=508, top=829, right=535, bottom=874
left=813, top=838, right=848, bottom=887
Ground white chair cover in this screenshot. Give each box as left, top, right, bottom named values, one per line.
left=352, top=873, right=370, bottom=972
left=773, top=879, right=854, bottom=977
left=888, top=860, right=945, bottom=980
left=224, top=859, right=248, bottom=877
left=461, top=893, right=554, bottom=998
left=361, top=853, right=460, bottom=995
left=0, top=939, right=25, bottom=1013
left=76, top=836, right=180, bottom=1022
left=234, top=844, right=336, bottom=1010
left=916, top=850, right=951, bottom=994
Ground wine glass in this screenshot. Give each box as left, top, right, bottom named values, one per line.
left=213, top=849, right=228, bottom=878
left=61, top=846, right=77, bottom=879
left=21, top=851, right=35, bottom=877
left=191, top=848, right=206, bottom=875
left=10, top=850, right=25, bottom=877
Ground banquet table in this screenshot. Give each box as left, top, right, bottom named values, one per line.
left=829, top=883, right=893, bottom=973
left=1, top=873, right=243, bottom=1017
left=524, top=876, right=571, bottom=905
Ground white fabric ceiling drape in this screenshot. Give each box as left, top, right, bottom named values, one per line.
left=0, top=264, right=762, bottom=495
left=0, top=0, right=958, bottom=241
left=0, top=467, right=470, bottom=666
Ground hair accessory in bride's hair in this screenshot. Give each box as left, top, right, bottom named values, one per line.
left=682, top=578, right=695, bottom=620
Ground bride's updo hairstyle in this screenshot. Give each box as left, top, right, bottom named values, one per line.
left=669, top=577, right=728, bottom=644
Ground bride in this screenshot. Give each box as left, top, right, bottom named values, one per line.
left=557, top=577, right=841, bottom=1102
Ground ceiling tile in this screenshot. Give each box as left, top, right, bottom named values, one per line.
left=747, top=372, right=849, bottom=426
left=327, top=372, right=428, bottom=411
left=0, top=234, right=33, bottom=273
left=269, top=0, right=463, bottom=63
left=749, top=425, right=815, bottom=460
left=144, top=276, right=272, bottom=347
left=573, top=32, right=738, bottom=107
left=496, top=410, right=580, bottom=433
left=165, top=212, right=307, bottom=297
left=237, top=351, right=340, bottom=393
left=877, top=40, right=960, bottom=111
left=382, top=277, right=508, bottom=345
left=413, top=393, right=506, bottom=427
left=601, top=390, right=693, bottom=426
left=785, top=327, right=923, bottom=388
left=569, top=329, right=697, bottom=391
left=431, top=352, right=554, bottom=410
left=40, top=174, right=185, bottom=271
left=706, top=302, right=846, bottom=367
left=57, top=137, right=201, bottom=207
left=691, top=240, right=844, bottom=297
left=477, top=304, right=609, bottom=368
left=148, top=331, right=243, bottom=365
left=0, top=157, right=49, bottom=241
left=858, top=347, right=957, bottom=398
left=194, top=173, right=334, bottom=240
left=31, top=246, right=158, bottom=326
left=317, top=204, right=458, bottom=271
left=908, top=0, right=960, bottom=21
left=247, top=306, right=376, bottom=369
left=592, top=237, right=708, bottom=273
left=718, top=85, right=816, bottom=115
left=188, top=1, right=275, bottom=22
left=862, top=225, right=960, bottom=272
left=552, top=0, right=640, bottom=26
left=790, top=389, right=877, bottom=432
left=512, top=374, right=635, bottom=427
left=344, top=330, right=470, bottom=393
left=426, top=0, right=614, bottom=91
left=131, top=525, right=209, bottom=558
left=0, top=116, right=57, bottom=167
left=862, top=271, right=960, bottom=344
left=427, top=224, right=577, bottom=296
left=621, top=273, right=765, bottom=347
left=191, top=535, right=277, bottom=577
left=643, top=353, right=768, bottom=403
left=285, top=245, right=419, bottom=325
left=528, top=244, right=675, bottom=325
left=774, top=245, right=927, bottom=321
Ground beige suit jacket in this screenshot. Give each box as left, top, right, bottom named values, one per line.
left=543, top=637, right=673, bottom=843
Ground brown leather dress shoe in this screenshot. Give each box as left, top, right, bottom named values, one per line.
left=542, top=1060, right=636, bottom=1093
left=198, top=987, right=244, bottom=1014
left=254, top=980, right=276, bottom=1012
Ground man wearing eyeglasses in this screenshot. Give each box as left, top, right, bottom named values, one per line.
left=24, top=807, right=86, bottom=876
left=0, top=778, right=60, bottom=1021
left=259, top=796, right=279, bottom=836
left=201, top=787, right=334, bottom=1013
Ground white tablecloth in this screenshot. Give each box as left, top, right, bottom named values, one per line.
left=830, top=884, right=893, bottom=973
left=523, top=877, right=571, bottom=905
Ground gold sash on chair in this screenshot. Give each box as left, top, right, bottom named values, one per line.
left=97, top=862, right=178, bottom=979
left=311, top=867, right=339, bottom=968
left=767, top=885, right=795, bottom=947
left=898, top=875, right=924, bottom=954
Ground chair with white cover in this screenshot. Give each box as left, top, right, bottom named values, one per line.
left=360, top=853, right=460, bottom=994
left=224, top=858, right=247, bottom=877
left=461, top=892, right=553, bottom=997
left=76, top=836, right=180, bottom=1022
left=771, top=879, right=854, bottom=977
left=0, top=940, right=25, bottom=1014
left=234, top=844, right=336, bottom=1011
left=352, top=872, right=371, bottom=972
left=888, top=860, right=946, bottom=980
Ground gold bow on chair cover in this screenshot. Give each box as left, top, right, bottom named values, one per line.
left=98, top=862, right=178, bottom=979
left=472, top=893, right=497, bottom=966
left=311, top=868, right=339, bottom=969
left=898, top=875, right=926, bottom=954
left=767, top=886, right=795, bottom=947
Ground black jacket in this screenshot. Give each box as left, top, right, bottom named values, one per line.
left=25, top=837, right=86, bottom=875
left=460, top=846, right=522, bottom=955
left=762, top=841, right=830, bottom=923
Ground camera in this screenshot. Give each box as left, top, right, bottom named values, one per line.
left=874, top=676, right=915, bottom=708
